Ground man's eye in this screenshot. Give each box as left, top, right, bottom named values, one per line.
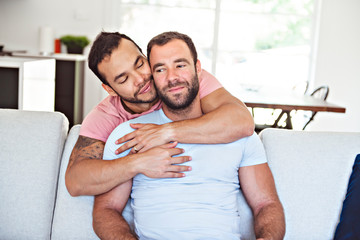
left=155, top=68, right=164, bottom=73
left=177, top=64, right=185, bottom=68
left=137, top=61, right=144, bottom=69
left=119, top=76, right=128, bottom=84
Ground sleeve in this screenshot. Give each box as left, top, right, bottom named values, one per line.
left=79, top=107, right=120, bottom=143
left=103, top=122, right=133, bottom=160
left=240, top=133, right=268, bottom=167
left=198, top=69, right=223, bottom=99
left=334, top=154, right=360, bottom=239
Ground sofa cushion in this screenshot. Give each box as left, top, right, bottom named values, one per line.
left=51, top=125, right=99, bottom=240
left=0, top=109, right=68, bottom=240
left=237, top=128, right=360, bottom=240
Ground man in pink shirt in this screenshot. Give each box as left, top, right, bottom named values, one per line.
left=65, top=32, right=254, bottom=197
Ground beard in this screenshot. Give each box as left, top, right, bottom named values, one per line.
left=114, top=76, right=158, bottom=104
left=156, top=74, right=199, bottom=111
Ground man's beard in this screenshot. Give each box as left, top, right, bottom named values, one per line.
left=156, top=74, right=199, bottom=111
left=114, top=76, right=158, bottom=104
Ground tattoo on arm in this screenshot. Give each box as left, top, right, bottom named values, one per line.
left=68, top=136, right=105, bottom=169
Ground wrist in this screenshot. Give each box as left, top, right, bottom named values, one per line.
left=125, top=154, right=142, bottom=176
left=164, top=122, right=177, bottom=142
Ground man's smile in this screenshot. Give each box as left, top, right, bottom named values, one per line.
left=138, top=81, right=152, bottom=95
left=168, top=86, right=185, bottom=93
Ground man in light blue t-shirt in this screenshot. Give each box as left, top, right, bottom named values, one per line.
left=93, top=32, right=285, bottom=240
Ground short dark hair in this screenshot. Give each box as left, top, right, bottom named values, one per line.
left=147, top=31, right=198, bottom=66
left=88, top=32, right=143, bottom=85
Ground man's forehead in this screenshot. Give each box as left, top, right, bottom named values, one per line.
left=118, top=38, right=143, bottom=56
left=99, top=38, right=146, bottom=82
left=150, top=40, right=192, bottom=62
left=101, top=39, right=141, bottom=64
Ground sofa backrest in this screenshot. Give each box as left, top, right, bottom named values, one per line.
left=51, top=125, right=360, bottom=240
left=0, top=109, right=68, bottom=240
left=51, top=125, right=99, bottom=240
left=238, top=128, right=360, bottom=240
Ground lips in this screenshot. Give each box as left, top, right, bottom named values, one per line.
left=166, top=81, right=187, bottom=93
left=168, top=86, right=185, bottom=93
left=138, top=81, right=151, bottom=95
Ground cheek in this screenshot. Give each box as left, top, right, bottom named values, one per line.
left=115, top=83, right=135, bottom=97
left=153, top=74, right=164, bottom=86
left=142, top=62, right=151, bottom=74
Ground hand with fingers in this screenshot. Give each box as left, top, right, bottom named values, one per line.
left=115, top=123, right=173, bottom=155
left=135, top=142, right=192, bottom=179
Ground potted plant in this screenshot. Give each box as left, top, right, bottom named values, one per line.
left=60, top=35, right=90, bottom=54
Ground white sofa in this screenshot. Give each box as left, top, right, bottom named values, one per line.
left=0, top=109, right=359, bottom=240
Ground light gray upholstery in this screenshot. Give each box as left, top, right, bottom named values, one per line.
left=51, top=125, right=99, bottom=240
left=0, top=109, right=68, bottom=240
left=51, top=125, right=133, bottom=239
left=1, top=109, right=359, bottom=239
left=51, top=126, right=360, bottom=240
left=238, top=128, right=360, bottom=240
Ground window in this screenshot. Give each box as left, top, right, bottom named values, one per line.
left=108, top=0, right=317, bottom=94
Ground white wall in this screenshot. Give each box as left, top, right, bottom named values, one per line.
left=309, top=0, right=360, bottom=132
left=0, top=0, right=108, bottom=117
left=0, top=0, right=359, bottom=132
left=0, top=0, right=103, bottom=51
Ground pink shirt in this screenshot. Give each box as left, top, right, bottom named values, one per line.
left=79, top=69, right=222, bottom=142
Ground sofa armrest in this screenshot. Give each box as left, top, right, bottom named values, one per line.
left=0, top=109, right=68, bottom=240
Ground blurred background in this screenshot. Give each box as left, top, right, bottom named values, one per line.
left=0, top=0, right=359, bottom=132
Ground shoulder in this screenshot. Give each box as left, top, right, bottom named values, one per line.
left=107, top=111, right=161, bottom=142
left=103, top=120, right=134, bottom=160
left=198, top=69, right=222, bottom=99
left=240, top=133, right=267, bottom=167
left=80, top=96, right=128, bottom=142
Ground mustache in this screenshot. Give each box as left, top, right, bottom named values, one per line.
left=165, top=80, right=189, bottom=90
left=135, top=76, right=153, bottom=96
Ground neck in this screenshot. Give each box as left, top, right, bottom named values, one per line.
left=121, top=97, right=159, bottom=114
left=162, top=95, right=202, bottom=121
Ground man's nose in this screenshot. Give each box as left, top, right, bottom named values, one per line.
left=133, top=71, right=145, bottom=86
left=167, top=68, right=178, bottom=81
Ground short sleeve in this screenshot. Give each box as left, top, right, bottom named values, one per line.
left=198, top=69, right=223, bottom=99
left=240, top=133, right=268, bottom=167
left=79, top=108, right=120, bottom=142
left=103, top=122, right=133, bottom=160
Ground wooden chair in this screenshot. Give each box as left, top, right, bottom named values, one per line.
left=302, top=85, right=329, bottom=130
left=253, top=85, right=329, bottom=132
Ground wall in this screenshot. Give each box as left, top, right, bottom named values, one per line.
left=309, top=0, right=360, bottom=132
left=0, top=0, right=359, bottom=132
left=0, top=0, right=108, bottom=117
left=0, top=0, right=102, bottom=50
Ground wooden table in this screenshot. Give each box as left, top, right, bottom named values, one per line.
left=233, top=88, right=346, bottom=129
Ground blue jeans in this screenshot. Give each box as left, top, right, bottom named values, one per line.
left=334, top=154, right=360, bottom=240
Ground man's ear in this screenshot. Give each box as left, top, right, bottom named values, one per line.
left=102, top=83, right=118, bottom=97
left=195, top=60, right=202, bottom=76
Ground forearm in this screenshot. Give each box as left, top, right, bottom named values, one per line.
left=115, top=88, right=254, bottom=151
left=168, top=102, right=254, bottom=144
left=254, top=201, right=285, bottom=240
left=93, top=207, right=137, bottom=240
left=65, top=155, right=137, bottom=196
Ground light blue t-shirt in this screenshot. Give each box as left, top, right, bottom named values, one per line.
left=103, top=109, right=267, bottom=240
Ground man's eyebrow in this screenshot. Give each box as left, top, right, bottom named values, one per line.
left=134, top=55, right=142, bottom=67
left=152, top=58, right=191, bottom=71
left=174, top=58, right=191, bottom=64
left=152, top=62, right=164, bottom=71
left=113, top=55, right=143, bottom=82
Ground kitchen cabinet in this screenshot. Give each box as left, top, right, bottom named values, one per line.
left=0, top=57, right=55, bottom=111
